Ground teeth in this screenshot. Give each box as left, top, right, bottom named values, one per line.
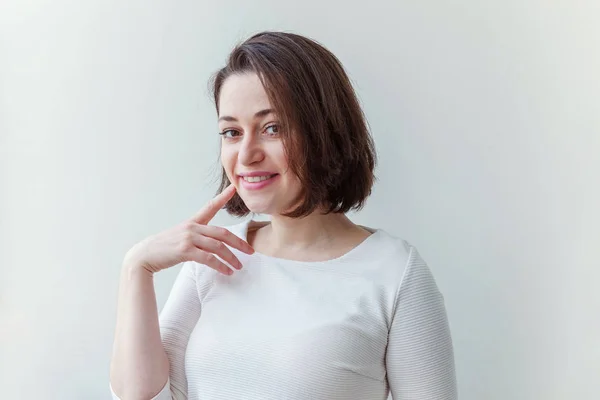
left=243, top=175, right=274, bottom=183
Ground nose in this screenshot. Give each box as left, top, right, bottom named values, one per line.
left=238, top=133, right=265, bottom=166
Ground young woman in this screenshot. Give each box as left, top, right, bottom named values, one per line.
left=110, top=31, right=457, bottom=400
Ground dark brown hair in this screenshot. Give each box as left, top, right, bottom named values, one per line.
left=210, top=31, right=376, bottom=218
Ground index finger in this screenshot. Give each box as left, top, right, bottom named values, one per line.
left=192, top=184, right=237, bottom=225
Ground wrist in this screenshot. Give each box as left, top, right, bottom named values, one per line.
left=121, top=257, right=153, bottom=280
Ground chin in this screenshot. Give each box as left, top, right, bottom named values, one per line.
left=240, top=199, right=277, bottom=215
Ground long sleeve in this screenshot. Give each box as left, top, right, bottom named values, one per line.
left=158, top=261, right=203, bottom=399
left=110, top=261, right=203, bottom=400
left=385, top=246, right=458, bottom=400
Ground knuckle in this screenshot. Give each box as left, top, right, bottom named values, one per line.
left=182, top=231, right=195, bottom=244
left=184, top=221, right=196, bottom=231
left=193, top=250, right=207, bottom=264
left=178, top=235, right=195, bottom=252
left=176, top=242, right=191, bottom=254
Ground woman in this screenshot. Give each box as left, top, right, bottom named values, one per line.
left=110, top=31, right=457, bottom=400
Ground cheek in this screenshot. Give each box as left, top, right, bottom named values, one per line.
left=220, top=145, right=236, bottom=178
left=271, top=142, right=289, bottom=169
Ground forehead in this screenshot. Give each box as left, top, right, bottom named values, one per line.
left=218, top=73, right=272, bottom=118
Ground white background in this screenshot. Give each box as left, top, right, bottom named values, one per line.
left=1, top=0, right=599, bottom=399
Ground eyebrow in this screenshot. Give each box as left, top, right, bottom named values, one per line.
left=218, top=108, right=274, bottom=123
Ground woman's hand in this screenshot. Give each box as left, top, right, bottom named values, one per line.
left=123, top=184, right=254, bottom=275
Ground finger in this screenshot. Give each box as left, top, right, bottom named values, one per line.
left=192, top=184, right=237, bottom=225
left=190, top=248, right=233, bottom=275
left=197, top=225, right=254, bottom=255
left=194, top=235, right=243, bottom=270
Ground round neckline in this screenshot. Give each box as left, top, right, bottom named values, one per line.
left=240, top=219, right=381, bottom=266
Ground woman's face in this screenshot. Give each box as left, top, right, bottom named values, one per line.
left=218, top=72, right=302, bottom=215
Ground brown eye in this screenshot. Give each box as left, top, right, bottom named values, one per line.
left=219, top=129, right=241, bottom=139
left=264, top=124, right=279, bottom=135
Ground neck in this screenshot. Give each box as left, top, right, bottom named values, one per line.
left=260, top=211, right=357, bottom=252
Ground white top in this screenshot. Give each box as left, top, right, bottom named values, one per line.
left=111, top=220, right=457, bottom=399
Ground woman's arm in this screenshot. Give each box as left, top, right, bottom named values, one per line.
left=386, top=246, right=458, bottom=400
left=110, top=260, right=203, bottom=400
left=109, top=259, right=171, bottom=400
left=108, top=185, right=252, bottom=399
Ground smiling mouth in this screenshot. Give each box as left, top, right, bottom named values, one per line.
left=240, top=174, right=278, bottom=183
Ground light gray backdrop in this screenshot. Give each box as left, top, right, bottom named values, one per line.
left=1, top=0, right=599, bottom=399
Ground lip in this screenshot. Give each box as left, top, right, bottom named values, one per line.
left=238, top=171, right=277, bottom=177
left=238, top=172, right=279, bottom=191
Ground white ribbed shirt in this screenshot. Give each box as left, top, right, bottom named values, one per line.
left=111, top=220, right=457, bottom=399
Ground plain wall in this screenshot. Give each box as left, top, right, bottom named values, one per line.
left=1, top=0, right=599, bottom=399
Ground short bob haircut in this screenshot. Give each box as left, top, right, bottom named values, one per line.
left=210, top=31, right=376, bottom=218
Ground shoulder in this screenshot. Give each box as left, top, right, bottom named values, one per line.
left=365, top=230, right=446, bottom=319
left=375, top=230, right=443, bottom=300
left=361, top=227, right=414, bottom=270
left=369, top=228, right=413, bottom=260
left=360, top=228, right=436, bottom=287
